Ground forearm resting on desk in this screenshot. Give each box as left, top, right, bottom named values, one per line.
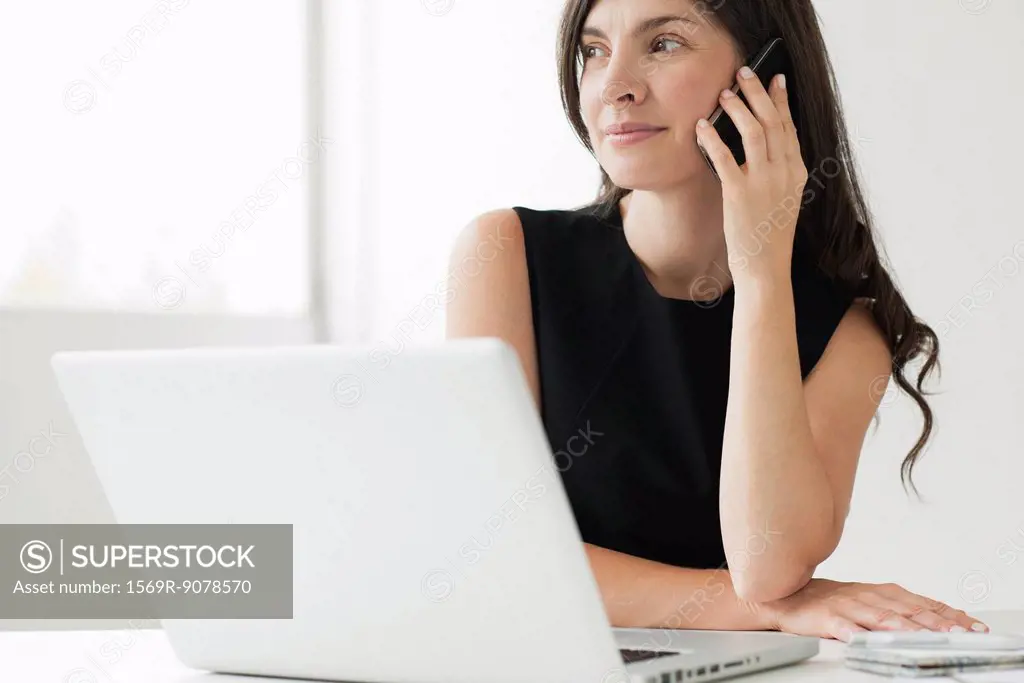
left=584, top=543, right=766, bottom=631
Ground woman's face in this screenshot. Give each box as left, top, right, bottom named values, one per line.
left=579, top=0, right=742, bottom=189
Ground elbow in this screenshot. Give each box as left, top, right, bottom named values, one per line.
left=731, top=560, right=815, bottom=604
left=725, top=508, right=842, bottom=603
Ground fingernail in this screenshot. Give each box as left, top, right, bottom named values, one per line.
left=950, top=625, right=968, bottom=633
left=721, top=88, right=735, bottom=99
left=972, top=623, right=989, bottom=632
left=697, top=118, right=710, bottom=129
left=739, top=66, right=755, bottom=79
left=776, top=74, right=786, bottom=89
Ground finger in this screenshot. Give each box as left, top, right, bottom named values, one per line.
left=696, top=117, right=742, bottom=186
left=876, top=585, right=990, bottom=633
left=832, top=595, right=929, bottom=632
left=855, top=591, right=957, bottom=632
left=735, top=66, right=786, bottom=164
left=924, top=598, right=989, bottom=632
left=717, top=84, right=768, bottom=169
left=769, top=73, right=800, bottom=161
left=829, top=616, right=867, bottom=643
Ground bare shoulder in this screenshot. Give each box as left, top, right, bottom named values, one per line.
left=446, top=208, right=528, bottom=317
left=445, top=208, right=540, bottom=408
left=808, top=299, right=893, bottom=398
left=834, top=300, right=891, bottom=368
left=448, top=208, right=525, bottom=273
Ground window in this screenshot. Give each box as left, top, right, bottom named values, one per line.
left=323, top=1, right=598, bottom=343
left=1, top=0, right=309, bottom=316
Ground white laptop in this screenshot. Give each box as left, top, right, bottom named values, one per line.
left=51, top=337, right=818, bottom=683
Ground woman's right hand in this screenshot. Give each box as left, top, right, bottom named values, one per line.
left=753, top=578, right=989, bottom=641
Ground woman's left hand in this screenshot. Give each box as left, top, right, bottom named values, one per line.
left=696, top=67, right=807, bottom=284
left=752, top=578, right=990, bottom=642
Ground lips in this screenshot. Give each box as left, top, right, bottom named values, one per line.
left=605, top=125, right=666, bottom=147
left=604, top=122, right=666, bottom=135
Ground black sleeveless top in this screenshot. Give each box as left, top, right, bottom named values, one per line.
left=512, top=201, right=856, bottom=570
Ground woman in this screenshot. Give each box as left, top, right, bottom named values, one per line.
left=445, top=0, right=987, bottom=641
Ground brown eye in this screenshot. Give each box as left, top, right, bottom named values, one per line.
left=580, top=44, right=608, bottom=61
left=652, top=36, right=686, bottom=54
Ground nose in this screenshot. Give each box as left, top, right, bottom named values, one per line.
left=601, top=52, right=648, bottom=112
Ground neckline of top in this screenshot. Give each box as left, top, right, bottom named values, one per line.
left=608, top=198, right=736, bottom=308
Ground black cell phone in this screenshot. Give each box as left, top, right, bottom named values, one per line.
left=698, top=37, right=793, bottom=177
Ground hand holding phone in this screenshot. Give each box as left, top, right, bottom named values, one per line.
left=698, top=37, right=793, bottom=178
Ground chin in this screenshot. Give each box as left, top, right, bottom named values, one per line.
left=603, top=158, right=703, bottom=191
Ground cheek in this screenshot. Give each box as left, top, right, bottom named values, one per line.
left=657, top=70, right=721, bottom=125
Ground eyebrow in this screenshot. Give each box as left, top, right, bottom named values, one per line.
left=580, top=14, right=700, bottom=41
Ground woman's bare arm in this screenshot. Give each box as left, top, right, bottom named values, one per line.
left=720, top=284, right=890, bottom=603
left=444, top=209, right=541, bottom=405
left=584, top=543, right=766, bottom=630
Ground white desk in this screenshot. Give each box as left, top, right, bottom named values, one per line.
left=3, top=611, right=1022, bottom=683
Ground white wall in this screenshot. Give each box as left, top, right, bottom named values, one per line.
left=811, top=0, right=1024, bottom=611
left=0, top=309, right=313, bottom=631
left=332, top=0, right=1024, bottom=612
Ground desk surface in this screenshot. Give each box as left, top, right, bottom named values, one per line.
left=3, top=611, right=1022, bottom=683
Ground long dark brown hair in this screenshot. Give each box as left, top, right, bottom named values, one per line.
left=556, top=0, right=939, bottom=496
